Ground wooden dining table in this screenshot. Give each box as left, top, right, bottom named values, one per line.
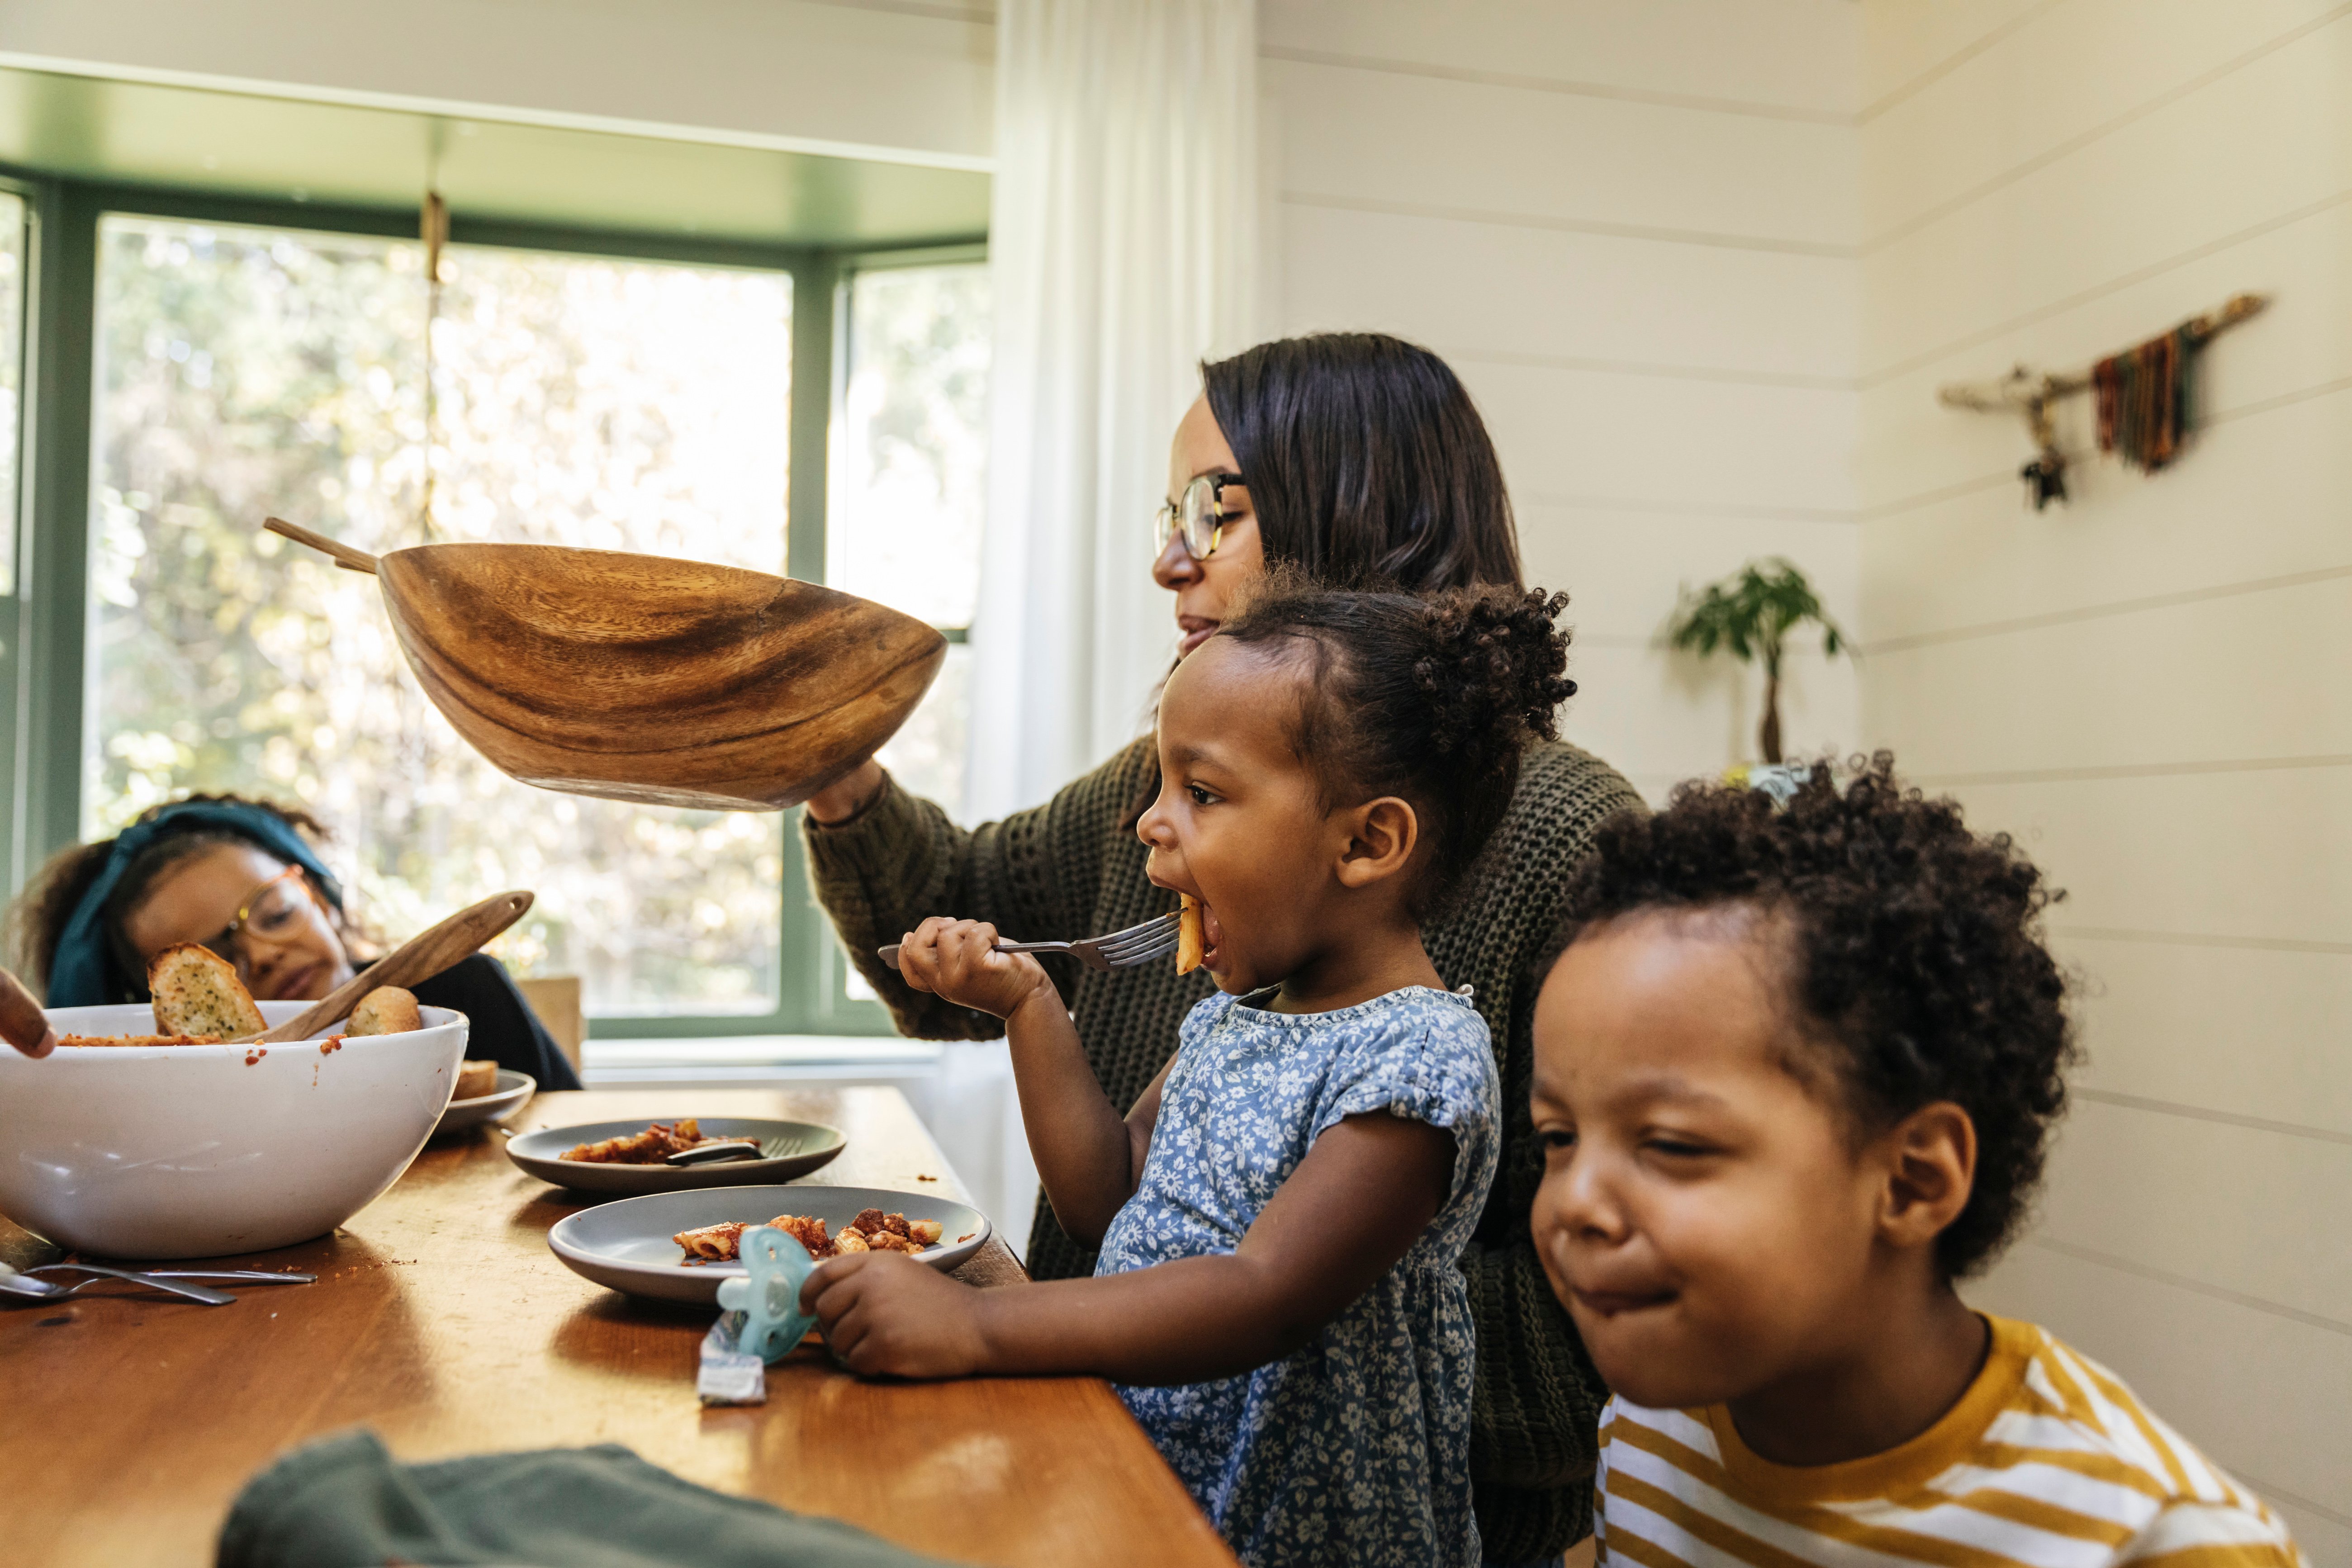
left=0, top=1086, right=1239, bottom=1568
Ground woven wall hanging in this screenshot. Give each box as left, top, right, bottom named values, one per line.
left=1937, top=291, right=2267, bottom=511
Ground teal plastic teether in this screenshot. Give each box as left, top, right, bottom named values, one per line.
left=715, top=1227, right=818, bottom=1363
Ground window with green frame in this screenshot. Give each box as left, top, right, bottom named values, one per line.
left=827, top=253, right=991, bottom=1003
left=0, top=183, right=27, bottom=892
left=3, top=180, right=987, bottom=1040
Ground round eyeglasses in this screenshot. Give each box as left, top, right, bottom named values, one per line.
left=200, top=864, right=313, bottom=969
left=1154, top=471, right=1245, bottom=561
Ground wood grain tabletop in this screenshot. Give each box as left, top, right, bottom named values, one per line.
left=0, top=1086, right=1237, bottom=1568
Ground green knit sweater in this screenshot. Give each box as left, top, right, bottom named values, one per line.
left=804, top=737, right=1645, bottom=1560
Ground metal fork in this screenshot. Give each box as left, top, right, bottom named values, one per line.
left=878, top=910, right=1181, bottom=974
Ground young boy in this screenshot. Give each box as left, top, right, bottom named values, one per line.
left=1528, top=757, right=2305, bottom=1568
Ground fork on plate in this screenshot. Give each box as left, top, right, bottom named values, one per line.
left=878, top=910, right=1181, bottom=975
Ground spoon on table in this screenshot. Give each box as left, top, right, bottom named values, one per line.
left=235, top=890, right=536, bottom=1045
left=0, top=966, right=57, bottom=1058
left=0, top=1262, right=235, bottom=1306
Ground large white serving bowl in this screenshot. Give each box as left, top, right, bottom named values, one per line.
left=0, top=1000, right=466, bottom=1259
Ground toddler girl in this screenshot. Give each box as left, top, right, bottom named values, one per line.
left=800, top=573, right=1577, bottom=1568
left=1528, top=758, right=2305, bottom=1568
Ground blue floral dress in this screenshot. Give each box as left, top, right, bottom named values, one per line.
left=1095, top=985, right=1501, bottom=1568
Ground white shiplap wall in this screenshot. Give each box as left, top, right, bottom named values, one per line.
left=1859, top=3, right=2352, bottom=1556
left=1259, top=0, right=1864, bottom=801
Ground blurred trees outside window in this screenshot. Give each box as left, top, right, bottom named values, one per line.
left=830, top=261, right=989, bottom=825
left=87, top=216, right=794, bottom=1016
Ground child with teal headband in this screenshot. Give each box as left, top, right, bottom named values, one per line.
left=38, top=798, right=336, bottom=1007
left=10, top=793, right=578, bottom=1087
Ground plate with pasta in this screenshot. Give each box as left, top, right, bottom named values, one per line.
left=546, top=1184, right=992, bottom=1304
left=505, top=1116, right=847, bottom=1194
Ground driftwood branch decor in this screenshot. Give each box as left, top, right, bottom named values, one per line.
left=1937, top=291, right=2268, bottom=511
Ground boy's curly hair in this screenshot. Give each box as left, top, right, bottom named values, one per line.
left=1554, top=753, right=2074, bottom=1278
left=1218, top=566, right=1578, bottom=918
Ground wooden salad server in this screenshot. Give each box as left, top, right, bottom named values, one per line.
left=242, top=890, right=535, bottom=1044
left=261, top=517, right=945, bottom=812
left=0, top=966, right=58, bottom=1058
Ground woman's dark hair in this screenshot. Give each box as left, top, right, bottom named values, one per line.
left=9, top=793, right=345, bottom=999
left=1551, top=755, right=2075, bottom=1279
left=1215, top=569, right=1575, bottom=918
left=1201, top=333, right=1522, bottom=592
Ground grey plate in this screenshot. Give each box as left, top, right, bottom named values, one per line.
left=432, top=1069, right=536, bottom=1137
left=507, top=1116, right=847, bottom=1194
left=546, top=1184, right=991, bottom=1305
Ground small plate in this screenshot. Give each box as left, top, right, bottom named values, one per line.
left=507, top=1116, right=846, bottom=1195
left=432, top=1070, right=536, bottom=1137
left=547, top=1184, right=991, bottom=1304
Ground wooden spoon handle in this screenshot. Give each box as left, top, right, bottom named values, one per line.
left=264, top=517, right=380, bottom=575
left=0, top=966, right=57, bottom=1058
left=253, top=890, right=534, bottom=1043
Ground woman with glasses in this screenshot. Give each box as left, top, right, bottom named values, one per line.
left=802, top=332, right=1638, bottom=1566
left=9, top=795, right=579, bottom=1089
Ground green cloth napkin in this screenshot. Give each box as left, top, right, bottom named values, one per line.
left=216, top=1429, right=962, bottom=1568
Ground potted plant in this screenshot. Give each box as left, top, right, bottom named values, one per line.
left=1667, top=559, right=1847, bottom=766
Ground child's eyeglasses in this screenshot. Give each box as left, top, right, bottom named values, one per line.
left=201, top=865, right=313, bottom=965
left=1154, top=472, right=1245, bottom=561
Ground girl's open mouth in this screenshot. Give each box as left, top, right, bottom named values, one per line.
left=1571, top=1284, right=1676, bottom=1320
left=1200, top=902, right=1226, bottom=969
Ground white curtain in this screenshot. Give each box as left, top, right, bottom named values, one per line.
left=966, top=0, right=1259, bottom=822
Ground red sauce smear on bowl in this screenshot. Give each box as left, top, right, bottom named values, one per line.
left=318, top=1035, right=345, bottom=1055
left=243, top=1047, right=268, bottom=1066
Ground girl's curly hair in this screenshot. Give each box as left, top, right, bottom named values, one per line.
left=1216, top=567, right=1578, bottom=918
left=1554, top=753, right=2075, bottom=1278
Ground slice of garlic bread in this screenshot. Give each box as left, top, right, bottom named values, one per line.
left=347, top=986, right=423, bottom=1037
left=148, top=943, right=266, bottom=1039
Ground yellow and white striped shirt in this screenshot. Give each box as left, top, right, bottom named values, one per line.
left=1595, top=1314, right=2305, bottom=1568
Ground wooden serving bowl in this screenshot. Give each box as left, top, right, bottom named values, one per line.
left=271, top=522, right=945, bottom=811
